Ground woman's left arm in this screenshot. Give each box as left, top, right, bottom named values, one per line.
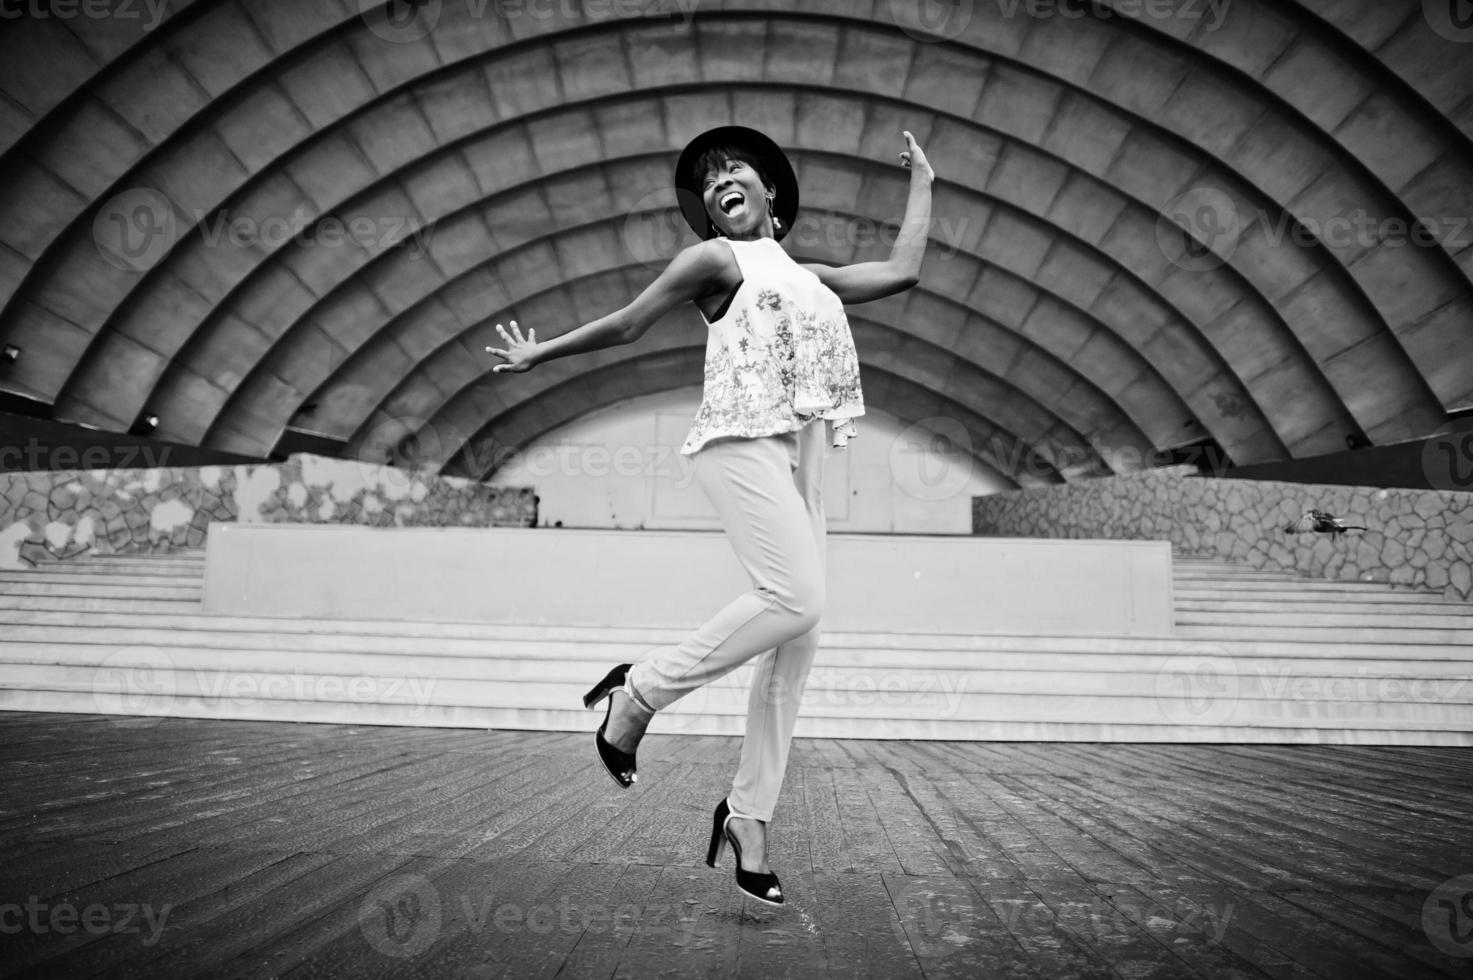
left=803, top=131, right=935, bottom=304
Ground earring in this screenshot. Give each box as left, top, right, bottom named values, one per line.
left=767, top=195, right=781, bottom=232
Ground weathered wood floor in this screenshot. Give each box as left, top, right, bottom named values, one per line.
left=2, top=712, right=1471, bottom=979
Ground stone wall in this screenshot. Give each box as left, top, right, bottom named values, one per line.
left=972, top=466, right=1473, bottom=602
left=0, top=453, right=536, bottom=570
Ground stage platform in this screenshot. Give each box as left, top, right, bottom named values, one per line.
left=2, top=711, right=1470, bottom=979
left=201, top=524, right=1175, bottom=636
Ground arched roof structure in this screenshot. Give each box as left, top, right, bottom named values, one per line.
left=0, top=0, right=1468, bottom=485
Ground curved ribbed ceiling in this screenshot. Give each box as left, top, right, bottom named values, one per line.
left=0, top=0, right=1468, bottom=487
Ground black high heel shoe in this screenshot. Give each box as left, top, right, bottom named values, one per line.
left=705, top=798, right=783, bottom=906
left=583, top=664, right=641, bottom=788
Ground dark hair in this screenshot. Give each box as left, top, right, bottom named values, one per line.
left=694, top=145, right=771, bottom=191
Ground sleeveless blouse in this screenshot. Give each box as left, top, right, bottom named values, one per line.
left=680, top=237, right=865, bottom=456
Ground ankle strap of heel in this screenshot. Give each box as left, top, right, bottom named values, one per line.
left=623, top=675, right=656, bottom=715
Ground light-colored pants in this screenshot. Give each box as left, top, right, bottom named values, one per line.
left=628, top=419, right=827, bottom=822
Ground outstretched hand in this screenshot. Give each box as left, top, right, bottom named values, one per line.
left=485, top=320, right=539, bottom=373
left=898, top=130, right=934, bottom=182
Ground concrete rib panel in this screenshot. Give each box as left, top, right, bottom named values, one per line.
left=0, top=3, right=1461, bottom=471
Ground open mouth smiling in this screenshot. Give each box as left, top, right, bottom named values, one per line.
left=718, top=191, right=746, bottom=215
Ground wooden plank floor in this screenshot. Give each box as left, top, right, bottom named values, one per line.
left=2, top=712, right=1471, bottom=979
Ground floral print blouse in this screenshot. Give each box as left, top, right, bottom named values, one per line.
left=681, top=237, right=865, bottom=456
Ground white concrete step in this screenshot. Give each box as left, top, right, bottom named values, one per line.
left=1173, top=574, right=1439, bottom=591
left=0, top=582, right=202, bottom=600
left=7, top=647, right=1467, bottom=731
left=5, top=633, right=1472, bottom=678
left=15, top=646, right=1466, bottom=698
left=46, top=554, right=207, bottom=571
left=8, top=687, right=1466, bottom=743
left=1176, top=602, right=1473, bottom=620
left=10, top=670, right=1467, bottom=729
left=1174, top=590, right=1466, bottom=606
left=1174, top=611, right=1473, bottom=629
left=1174, top=625, right=1473, bottom=644
left=0, top=572, right=208, bottom=588
left=19, top=565, right=206, bottom=580
left=0, top=596, right=204, bottom=613
left=1, top=611, right=1469, bottom=661
left=0, top=546, right=1467, bottom=743
left=1172, top=571, right=1311, bottom=581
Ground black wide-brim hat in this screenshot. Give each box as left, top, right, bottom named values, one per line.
left=674, top=126, right=799, bottom=242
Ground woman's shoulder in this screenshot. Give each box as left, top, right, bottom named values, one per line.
left=669, top=238, right=741, bottom=282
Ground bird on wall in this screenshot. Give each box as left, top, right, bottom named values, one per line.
left=1283, top=509, right=1369, bottom=537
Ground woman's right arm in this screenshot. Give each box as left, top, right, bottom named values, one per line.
left=487, top=239, right=727, bottom=373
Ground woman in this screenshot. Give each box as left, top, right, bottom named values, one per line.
left=486, top=126, right=934, bottom=905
